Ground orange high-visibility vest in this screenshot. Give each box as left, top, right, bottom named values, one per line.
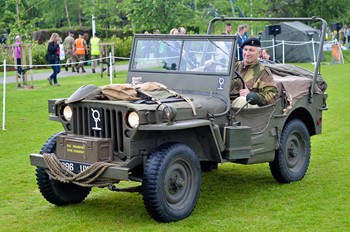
left=75, top=38, right=86, bottom=55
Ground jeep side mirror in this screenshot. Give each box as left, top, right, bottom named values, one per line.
left=246, top=92, right=261, bottom=105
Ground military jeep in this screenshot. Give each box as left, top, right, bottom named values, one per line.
left=30, top=17, right=328, bottom=222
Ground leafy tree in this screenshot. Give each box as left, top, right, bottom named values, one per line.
left=117, top=0, right=198, bottom=33
left=267, top=0, right=350, bottom=24
left=1, top=0, right=350, bottom=39
left=82, top=0, right=122, bottom=32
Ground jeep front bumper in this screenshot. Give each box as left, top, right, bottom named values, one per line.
left=29, top=153, right=129, bottom=181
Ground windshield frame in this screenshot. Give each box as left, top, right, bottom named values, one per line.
left=129, top=34, right=237, bottom=76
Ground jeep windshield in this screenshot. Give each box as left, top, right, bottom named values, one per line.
left=130, top=35, right=236, bottom=75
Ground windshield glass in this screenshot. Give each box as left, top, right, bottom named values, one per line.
left=131, top=38, right=234, bottom=75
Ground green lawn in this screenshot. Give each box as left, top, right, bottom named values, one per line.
left=0, top=62, right=349, bottom=231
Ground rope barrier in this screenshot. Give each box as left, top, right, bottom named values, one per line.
left=260, top=39, right=321, bottom=45
left=0, top=55, right=130, bottom=131
left=0, top=55, right=130, bottom=67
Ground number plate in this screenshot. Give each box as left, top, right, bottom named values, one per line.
left=60, top=160, right=90, bottom=174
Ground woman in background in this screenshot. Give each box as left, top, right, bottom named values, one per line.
left=47, top=33, right=61, bottom=86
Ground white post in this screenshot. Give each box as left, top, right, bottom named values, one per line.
left=272, top=39, right=275, bottom=61
left=282, top=40, right=285, bottom=64
left=311, top=38, right=316, bottom=64
left=109, top=52, right=113, bottom=85
left=92, top=15, right=96, bottom=36
left=2, top=59, right=6, bottom=130
left=237, top=44, right=240, bottom=60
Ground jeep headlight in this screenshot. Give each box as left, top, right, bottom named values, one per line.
left=127, top=111, right=139, bottom=128
left=156, top=103, right=177, bottom=125
left=162, top=105, right=177, bottom=121
left=63, top=105, right=72, bottom=121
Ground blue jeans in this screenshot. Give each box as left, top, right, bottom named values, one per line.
left=50, top=61, right=60, bottom=84
left=17, top=58, right=22, bottom=74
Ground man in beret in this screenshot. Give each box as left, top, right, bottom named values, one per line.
left=231, top=37, right=278, bottom=108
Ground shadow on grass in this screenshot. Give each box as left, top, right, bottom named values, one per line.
left=35, top=162, right=284, bottom=224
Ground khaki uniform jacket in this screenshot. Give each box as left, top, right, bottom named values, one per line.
left=63, top=36, right=75, bottom=55
left=230, top=61, right=278, bottom=106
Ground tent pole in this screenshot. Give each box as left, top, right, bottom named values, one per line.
left=272, top=38, right=275, bottom=62
left=312, top=38, right=316, bottom=64
left=282, top=40, right=285, bottom=64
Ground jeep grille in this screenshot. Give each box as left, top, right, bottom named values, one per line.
left=71, top=105, right=124, bottom=153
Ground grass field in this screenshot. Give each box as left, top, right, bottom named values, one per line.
left=0, top=60, right=349, bottom=231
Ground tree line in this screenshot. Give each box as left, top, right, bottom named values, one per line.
left=1, top=0, right=350, bottom=42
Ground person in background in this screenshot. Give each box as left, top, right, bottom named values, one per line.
left=83, top=33, right=90, bottom=65
left=242, top=24, right=249, bottom=41
left=260, top=49, right=272, bottom=61
left=235, top=25, right=246, bottom=61
left=58, top=37, right=65, bottom=63
left=47, top=33, right=61, bottom=86
left=12, top=35, right=22, bottom=76
left=90, top=32, right=106, bottom=73
left=74, top=32, right=87, bottom=73
left=178, top=27, right=186, bottom=34
left=63, top=31, right=76, bottom=72
left=224, top=23, right=232, bottom=34
left=56, top=37, right=63, bottom=75
left=170, top=28, right=179, bottom=35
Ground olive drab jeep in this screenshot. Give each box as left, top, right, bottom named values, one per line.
left=30, top=17, right=328, bottom=222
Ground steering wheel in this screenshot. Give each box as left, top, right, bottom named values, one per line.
left=234, top=71, right=245, bottom=89
left=230, top=71, right=246, bottom=98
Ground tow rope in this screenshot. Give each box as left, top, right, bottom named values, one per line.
left=42, top=153, right=118, bottom=187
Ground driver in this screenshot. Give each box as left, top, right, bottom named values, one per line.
left=231, top=37, right=278, bottom=108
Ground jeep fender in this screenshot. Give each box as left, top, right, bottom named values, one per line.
left=138, top=120, right=223, bottom=163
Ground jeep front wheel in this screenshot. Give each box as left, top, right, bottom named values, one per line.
left=36, top=132, right=91, bottom=205
left=142, top=143, right=201, bottom=222
left=270, top=119, right=311, bottom=183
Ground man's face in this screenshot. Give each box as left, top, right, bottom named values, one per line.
left=242, top=45, right=260, bottom=65
left=227, top=25, right=232, bottom=33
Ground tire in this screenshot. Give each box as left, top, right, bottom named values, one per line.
left=269, top=119, right=311, bottom=183
left=36, top=132, right=91, bottom=206
left=142, top=143, right=201, bottom=222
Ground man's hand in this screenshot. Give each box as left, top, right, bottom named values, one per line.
left=239, top=86, right=250, bottom=97
left=204, top=59, right=214, bottom=66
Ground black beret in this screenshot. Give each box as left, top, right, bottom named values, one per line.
left=241, top=37, right=261, bottom=48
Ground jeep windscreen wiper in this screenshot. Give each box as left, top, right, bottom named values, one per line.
left=207, top=39, right=229, bottom=56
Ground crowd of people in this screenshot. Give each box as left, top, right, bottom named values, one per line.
left=46, top=31, right=106, bottom=86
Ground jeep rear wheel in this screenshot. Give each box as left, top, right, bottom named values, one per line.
left=142, top=143, right=201, bottom=222
left=36, top=132, right=91, bottom=205
left=270, top=119, right=311, bottom=183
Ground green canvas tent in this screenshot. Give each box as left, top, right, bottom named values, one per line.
left=261, top=21, right=324, bottom=63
